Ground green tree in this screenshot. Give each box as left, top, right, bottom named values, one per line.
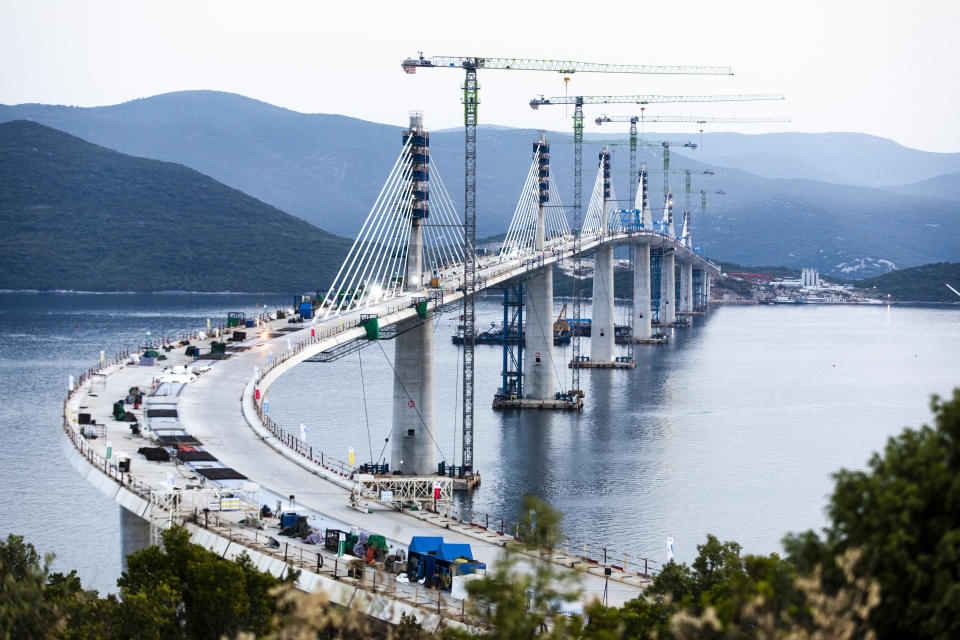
left=115, top=525, right=292, bottom=639
left=450, top=495, right=583, bottom=640
left=784, top=389, right=960, bottom=639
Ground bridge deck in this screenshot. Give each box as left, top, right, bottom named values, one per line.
left=65, top=316, right=650, bottom=611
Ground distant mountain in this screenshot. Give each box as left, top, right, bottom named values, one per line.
left=3, top=92, right=959, bottom=277
left=885, top=172, right=960, bottom=202
left=853, top=262, right=960, bottom=303
left=0, top=120, right=351, bottom=292
left=684, top=132, right=960, bottom=188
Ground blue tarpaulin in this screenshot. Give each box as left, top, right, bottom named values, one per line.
left=409, top=537, right=475, bottom=562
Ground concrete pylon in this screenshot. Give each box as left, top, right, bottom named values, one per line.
left=527, top=133, right=556, bottom=399
left=591, top=148, right=616, bottom=362
left=391, top=316, right=435, bottom=475
left=704, top=272, right=711, bottom=307
left=632, top=242, right=651, bottom=339
left=592, top=245, right=615, bottom=360
left=391, top=114, right=435, bottom=475
left=660, top=251, right=676, bottom=326
left=679, top=262, right=693, bottom=313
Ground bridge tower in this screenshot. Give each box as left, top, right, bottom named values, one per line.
left=526, top=133, right=558, bottom=400
left=678, top=169, right=695, bottom=315
left=590, top=147, right=616, bottom=362
left=631, top=163, right=652, bottom=341
left=391, top=113, right=436, bottom=476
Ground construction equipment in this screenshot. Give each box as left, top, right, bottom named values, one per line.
left=405, top=536, right=486, bottom=591
left=553, top=303, right=571, bottom=338
left=402, top=54, right=733, bottom=472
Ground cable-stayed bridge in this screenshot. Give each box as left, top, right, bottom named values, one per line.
left=285, top=115, right=719, bottom=479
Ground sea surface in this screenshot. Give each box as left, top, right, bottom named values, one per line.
left=1, top=292, right=958, bottom=593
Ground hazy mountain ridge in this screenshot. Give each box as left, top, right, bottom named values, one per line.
left=0, top=120, right=352, bottom=292
left=3, top=91, right=959, bottom=277
left=884, top=172, right=960, bottom=202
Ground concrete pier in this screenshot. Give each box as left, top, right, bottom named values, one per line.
left=591, top=244, right=616, bottom=362
left=391, top=316, right=435, bottom=475
left=631, top=242, right=651, bottom=340
left=660, top=250, right=676, bottom=326
left=679, top=262, right=693, bottom=314
left=119, top=504, right=150, bottom=571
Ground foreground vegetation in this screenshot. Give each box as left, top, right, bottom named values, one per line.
left=4, top=389, right=958, bottom=638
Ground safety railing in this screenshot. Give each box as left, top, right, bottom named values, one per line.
left=197, top=516, right=475, bottom=622
left=429, top=503, right=661, bottom=580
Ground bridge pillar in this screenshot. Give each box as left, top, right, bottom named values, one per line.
left=527, top=134, right=556, bottom=400
left=391, top=318, right=435, bottom=475
left=120, top=505, right=150, bottom=571
left=704, top=272, right=711, bottom=307
left=591, top=245, right=616, bottom=361
left=692, top=268, right=705, bottom=310
left=590, top=148, right=616, bottom=362
left=632, top=241, right=651, bottom=339
left=660, top=251, right=676, bottom=326
left=391, top=114, right=435, bottom=475
left=679, top=262, right=693, bottom=313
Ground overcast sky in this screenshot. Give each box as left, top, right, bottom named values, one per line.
left=2, top=0, right=957, bottom=152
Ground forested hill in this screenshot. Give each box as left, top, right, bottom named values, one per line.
left=0, top=120, right=352, bottom=292
left=854, top=262, right=960, bottom=302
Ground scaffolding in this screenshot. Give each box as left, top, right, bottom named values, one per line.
left=350, top=474, right=453, bottom=511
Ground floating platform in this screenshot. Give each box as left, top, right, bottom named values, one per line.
left=452, top=473, right=481, bottom=491
left=676, top=310, right=705, bottom=316
left=652, top=320, right=691, bottom=328
left=631, top=334, right=669, bottom=344
left=569, top=359, right=637, bottom=370
left=492, top=396, right=583, bottom=411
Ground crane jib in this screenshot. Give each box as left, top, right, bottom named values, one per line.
left=402, top=56, right=733, bottom=76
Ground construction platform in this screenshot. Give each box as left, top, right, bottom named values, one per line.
left=452, top=473, right=482, bottom=490
left=492, top=396, right=583, bottom=411
left=676, top=310, right=705, bottom=316
left=653, top=320, right=691, bottom=328
left=569, top=359, right=637, bottom=370
left=630, top=334, right=669, bottom=344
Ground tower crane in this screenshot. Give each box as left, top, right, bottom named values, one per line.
left=529, top=94, right=783, bottom=219
left=594, top=113, right=789, bottom=209
left=401, top=54, right=733, bottom=475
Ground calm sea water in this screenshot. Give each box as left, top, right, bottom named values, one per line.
left=1, top=293, right=957, bottom=593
